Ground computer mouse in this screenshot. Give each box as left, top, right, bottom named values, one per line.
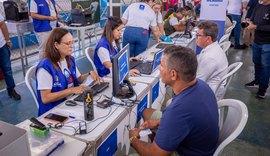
left=65, top=100, right=77, bottom=106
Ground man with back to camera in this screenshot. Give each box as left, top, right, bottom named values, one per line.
left=0, top=15, right=21, bottom=100
left=245, top=0, right=270, bottom=99
left=129, top=45, right=219, bottom=156
left=196, top=21, right=228, bottom=100
left=30, top=0, right=59, bottom=60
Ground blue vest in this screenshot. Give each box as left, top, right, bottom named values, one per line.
left=36, top=57, right=79, bottom=116
left=33, top=0, right=56, bottom=32
left=94, top=37, right=118, bottom=77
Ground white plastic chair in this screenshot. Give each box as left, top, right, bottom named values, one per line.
left=225, top=20, right=236, bottom=35
left=213, top=99, right=248, bottom=156
left=219, top=41, right=231, bottom=55
left=85, top=47, right=97, bottom=72
left=219, top=33, right=231, bottom=44
left=214, top=62, right=243, bottom=101
left=25, top=65, right=39, bottom=109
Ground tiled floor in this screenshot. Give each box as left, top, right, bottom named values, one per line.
left=0, top=37, right=270, bottom=155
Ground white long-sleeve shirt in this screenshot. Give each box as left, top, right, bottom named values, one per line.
left=196, top=41, right=228, bottom=93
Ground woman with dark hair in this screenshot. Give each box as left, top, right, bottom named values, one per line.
left=94, top=16, right=140, bottom=77
left=36, top=27, right=100, bottom=115
left=122, top=0, right=161, bottom=57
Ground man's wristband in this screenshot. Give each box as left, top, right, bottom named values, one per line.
left=6, top=40, right=11, bottom=43
left=129, top=136, right=138, bottom=144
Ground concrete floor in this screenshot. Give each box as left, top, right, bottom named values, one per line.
left=0, top=38, right=270, bottom=155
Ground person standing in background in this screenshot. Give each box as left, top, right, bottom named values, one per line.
left=152, top=0, right=166, bottom=36
left=227, top=0, right=248, bottom=49
left=30, top=0, right=59, bottom=60
left=245, top=0, right=270, bottom=99
left=122, top=0, right=160, bottom=57
left=242, top=0, right=258, bottom=47
left=0, top=15, right=21, bottom=100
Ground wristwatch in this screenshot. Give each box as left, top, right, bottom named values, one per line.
left=129, top=136, right=138, bottom=144
left=6, top=40, right=11, bottom=43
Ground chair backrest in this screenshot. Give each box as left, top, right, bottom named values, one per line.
left=85, top=47, right=97, bottom=72
left=213, top=99, right=248, bottom=156
left=25, top=65, right=39, bottom=109
left=225, top=25, right=234, bottom=35
left=219, top=41, right=231, bottom=55
left=214, top=62, right=243, bottom=100
left=219, top=33, right=230, bottom=44
left=232, top=20, right=237, bottom=28
left=224, top=20, right=236, bottom=35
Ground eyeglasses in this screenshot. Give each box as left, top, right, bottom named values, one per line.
left=61, top=40, right=74, bottom=46
left=195, top=33, right=208, bottom=38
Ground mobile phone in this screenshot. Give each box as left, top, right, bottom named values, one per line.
left=97, top=99, right=111, bottom=108
left=44, top=113, right=68, bottom=123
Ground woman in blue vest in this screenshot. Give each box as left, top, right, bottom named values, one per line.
left=36, top=28, right=101, bottom=115
left=94, top=16, right=140, bottom=77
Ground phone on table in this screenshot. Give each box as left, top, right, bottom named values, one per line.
left=44, top=113, right=68, bottom=123
left=97, top=99, right=111, bottom=108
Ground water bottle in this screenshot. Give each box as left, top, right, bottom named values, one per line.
left=83, top=89, right=94, bottom=121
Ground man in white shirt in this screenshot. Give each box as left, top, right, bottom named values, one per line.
left=196, top=21, right=228, bottom=99
left=30, top=0, right=58, bottom=59
left=227, top=0, right=248, bottom=49
left=0, top=15, right=21, bottom=100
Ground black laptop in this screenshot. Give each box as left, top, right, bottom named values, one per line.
left=130, top=49, right=163, bottom=75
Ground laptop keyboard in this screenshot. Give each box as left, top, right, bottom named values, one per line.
left=135, top=62, right=153, bottom=74
left=156, top=43, right=173, bottom=49
left=130, top=60, right=143, bottom=69
left=73, top=82, right=109, bottom=102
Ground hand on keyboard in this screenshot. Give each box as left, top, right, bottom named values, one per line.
left=71, top=85, right=86, bottom=95
left=129, top=69, right=141, bottom=76
left=89, top=71, right=103, bottom=84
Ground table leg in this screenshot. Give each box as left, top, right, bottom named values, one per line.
left=17, top=34, right=26, bottom=76
left=22, top=34, right=28, bottom=66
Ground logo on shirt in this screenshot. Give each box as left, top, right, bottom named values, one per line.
left=263, top=13, right=269, bottom=20
left=139, top=4, right=145, bottom=10
left=64, top=68, right=74, bottom=88
left=53, top=76, right=62, bottom=87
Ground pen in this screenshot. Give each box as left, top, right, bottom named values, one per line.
left=69, top=116, right=76, bottom=119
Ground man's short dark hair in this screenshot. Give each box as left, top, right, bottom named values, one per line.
left=198, top=21, right=219, bottom=42
left=164, top=45, right=198, bottom=82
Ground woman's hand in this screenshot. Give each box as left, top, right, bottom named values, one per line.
left=89, top=71, right=102, bottom=84
left=129, top=57, right=140, bottom=62
left=129, top=69, right=141, bottom=76
left=71, top=85, right=87, bottom=95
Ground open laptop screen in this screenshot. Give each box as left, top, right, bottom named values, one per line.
left=152, top=49, right=163, bottom=72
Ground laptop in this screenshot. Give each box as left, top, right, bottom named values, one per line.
left=155, top=43, right=173, bottom=49
left=131, top=50, right=163, bottom=75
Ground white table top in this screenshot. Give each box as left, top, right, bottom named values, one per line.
left=37, top=79, right=150, bottom=145
left=17, top=120, right=87, bottom=156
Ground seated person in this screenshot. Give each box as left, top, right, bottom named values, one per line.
left=195, top=21, right=228, bottom=99
left=163, top=8, right=186, bottom=36
left=129, top=45, right=219, bottom=155
left=36, top=28, right=101, bottom=116
left=94, top=16, right=139, bottom=77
